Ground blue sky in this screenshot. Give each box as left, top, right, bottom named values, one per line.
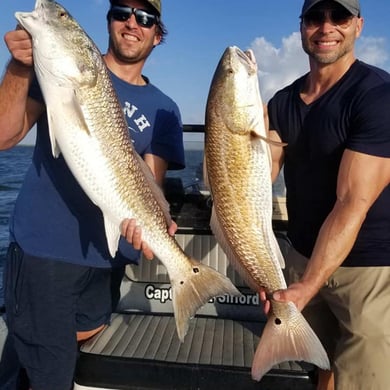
left=1, top=0, right=390, bottom=145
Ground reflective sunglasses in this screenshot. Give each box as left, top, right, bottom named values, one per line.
left=302, top=8, right=355, bottom=29
left=109, top=5, right=158, bottom=28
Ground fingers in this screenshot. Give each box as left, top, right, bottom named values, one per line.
left=141, top=242, right=154, bottom=261
left=120, top=219, right=154, bottom=260
left=4, top=28, right=33, bottom=67
left=272, top=289, right=287, bottom=302
left=258, top=287, right=290, bottom=315
left=258, top=288, right=271, bottom=315
left=120, top=218, right=136, bottom=243
left=120, top=219, right=143, bottom=251
left=272, top=283, right=309, bottom=312
left=168, top=221, right=178, bottom=236
left=262, top=299, right=271, bottom=315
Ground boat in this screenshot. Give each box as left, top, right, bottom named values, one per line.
left=71, top=124, right=316, bottom=389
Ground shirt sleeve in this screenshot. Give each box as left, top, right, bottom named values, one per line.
left=144, top=102, right=185, bottom=170
left=347, top=82, right=390, bottom=158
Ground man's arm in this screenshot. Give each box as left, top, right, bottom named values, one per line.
left=269, top=130, right=285, bottom=183
left=143, top=153, right=168, bottom=186
left=0, top=28, right=44, bottom=150
left=274, top=149, right=390, bottom=310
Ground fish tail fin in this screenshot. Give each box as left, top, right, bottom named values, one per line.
left=172, top=260, right=241, bottom=342
left=251, top=301, right=330, bottom=381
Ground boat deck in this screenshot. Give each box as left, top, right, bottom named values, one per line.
left=75, top=313, right=316, bottom=390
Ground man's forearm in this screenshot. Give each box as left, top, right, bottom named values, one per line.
left=0, top=59, right=34, bottom=149
left=302, top=198, right=366, bottom=298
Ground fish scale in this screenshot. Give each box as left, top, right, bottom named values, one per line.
left=207, top=125, right=282, bottom=290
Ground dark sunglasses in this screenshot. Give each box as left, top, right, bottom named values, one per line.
left=109, top=5, right=159, bottom=28
left=302, top=8, right=355, bottom=29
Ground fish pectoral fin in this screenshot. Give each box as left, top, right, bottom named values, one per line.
left=72, top=90, right=92, bottom=135
left=46, top=108, right=61, bottom=158
left=251, top=131, right=287, bottom=147
left=103, top=215, right=120, bottom=258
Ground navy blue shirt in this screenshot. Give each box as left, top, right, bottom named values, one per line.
left=9, top=71, right=185, bottom=268
left=268, top=60, right=390, bottom=267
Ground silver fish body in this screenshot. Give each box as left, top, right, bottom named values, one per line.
left=15, top=0, right=240, bottom=342
left=204, top=46, right=330, bottom=380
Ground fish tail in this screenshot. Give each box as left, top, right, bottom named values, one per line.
left=251, top=301, right=330, bottom=381
left=172, top=261, right=241, bottom=342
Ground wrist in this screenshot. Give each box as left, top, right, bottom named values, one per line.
left=300, top=276, right=322, bottom=299
left=7, top=58, right=34, bottom=78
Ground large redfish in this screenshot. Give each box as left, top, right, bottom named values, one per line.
left=15, top=0, right=240, bottom=342
left=204, top=46, right=330, bottom=380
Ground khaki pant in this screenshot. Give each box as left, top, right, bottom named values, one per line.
left=285, top=247, right=390, bottom=390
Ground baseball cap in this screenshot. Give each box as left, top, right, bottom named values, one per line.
left=301, top=0, right=360, bottom=17
left=109, top=0, right=161, bottom=15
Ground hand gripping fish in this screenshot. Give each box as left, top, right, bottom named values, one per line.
left=204, top=46, right=330, bottom=380
left=15, top=0, right=240, bottom=342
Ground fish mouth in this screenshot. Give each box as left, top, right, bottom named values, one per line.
left=233, top=46, right=257, bottom=72
left=15, top=0, right=46, bottom=28
left=215, top=46, right=259, bottom=79
left=244, top=49, right=257, bottom=65
left=14, top=10, right=34, bottom=31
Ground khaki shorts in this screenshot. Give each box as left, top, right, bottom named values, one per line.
left=284, top=247, right=390, bottom=390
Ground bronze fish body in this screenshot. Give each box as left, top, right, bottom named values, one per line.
left=204, top=46, right=330, bottom=380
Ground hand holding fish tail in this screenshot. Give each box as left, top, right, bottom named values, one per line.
left=260, top=280, right=318, bottom=315
left=273, top=281, right=318, bottom=312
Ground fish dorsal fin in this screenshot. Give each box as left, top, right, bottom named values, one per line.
left=103, top=214, right=121, bottom=258
left=135, top=152, right=172, bottom=226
